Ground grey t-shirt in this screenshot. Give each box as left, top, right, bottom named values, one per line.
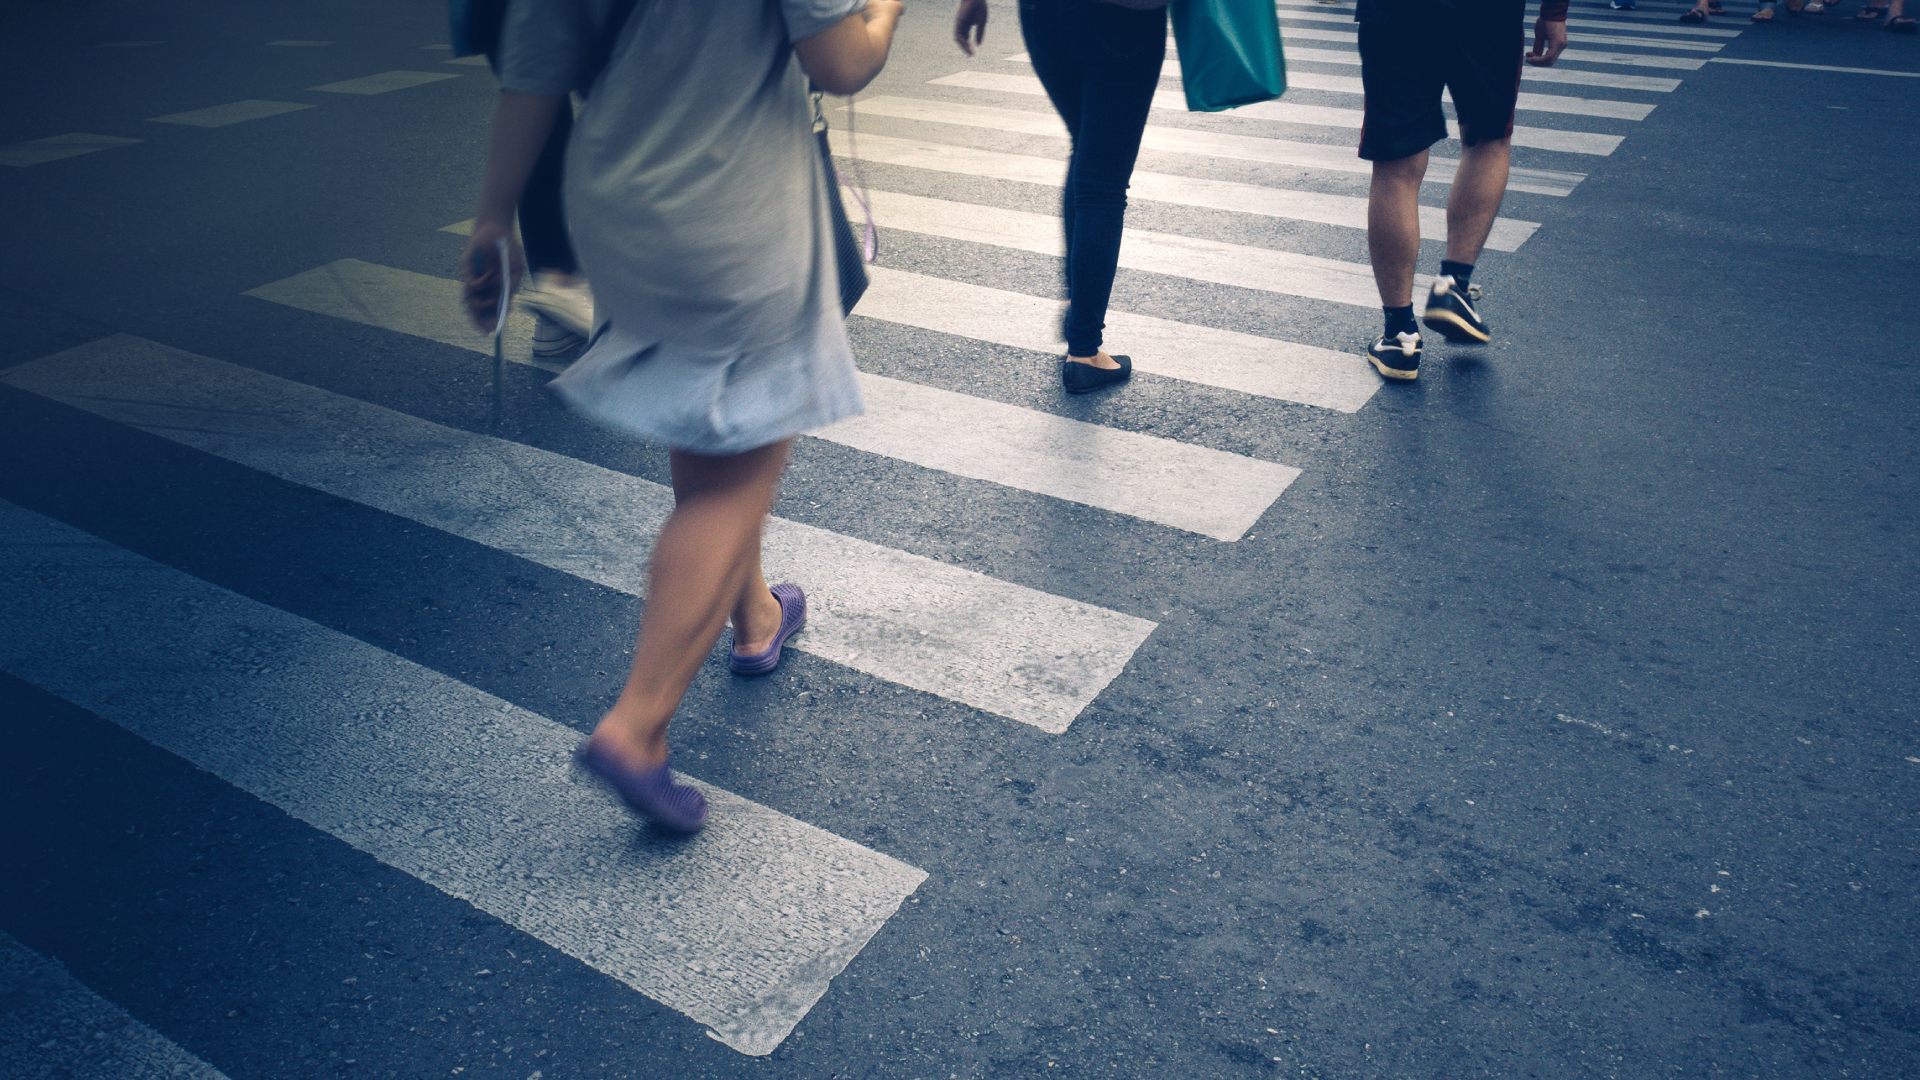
left=496, top=0, right=870, bottom=454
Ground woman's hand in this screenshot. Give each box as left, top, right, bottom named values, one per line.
left=460, top=219, right=524, bottom=332
left=954, top=0, right=988, bottom=56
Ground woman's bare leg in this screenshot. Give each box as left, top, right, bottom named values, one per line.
left=587, top=439, right=793, bottom=771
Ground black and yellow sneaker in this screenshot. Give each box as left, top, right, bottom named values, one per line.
left=1421, top=276, right=1490, bottom=344
left=1366, top=331, right=1423, bottom=381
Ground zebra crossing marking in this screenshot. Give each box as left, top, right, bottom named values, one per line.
left=995, top=53, right=1654, bottom=121
left=0, top=931, right=231, bottom=1080
left=0, top=132, right=142, bottom=168
left=864, top=188, right=1401, bottom=308
left=1278, top=26, right=1708, bottom=67
left=0, top=497, right=926, bottom=1057
left=1267, top=19, right=1720, bottom=50
left=848, top=96, right=1586, bottom=195
left=1277, top=70, right=1656, bottom=121
left=931, top=70, right=1625, bottom=156
left=1271, top=3, right=1745, bottom=37
left=1272, top=45, right=1684, bottom=90
left=5, top=335, right=1157, bottom=731
left=860, top=266, right=1378, bottom=413
left=147, top=99, right=315, bottom=128
left=832, top=129, right=1540, bottom=250
left=308, top=71, right=460, bottom=95
left=246, top=260, right=1300, bottom=539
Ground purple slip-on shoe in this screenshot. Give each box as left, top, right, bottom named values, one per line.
left=576, top=741, right=709, bottom=834
left=728, top=583, right=806, bottom=676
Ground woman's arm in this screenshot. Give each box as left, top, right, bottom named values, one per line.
left=460, top=91, right=565, bottom=329
left=793, top=0, right=906, bottom=96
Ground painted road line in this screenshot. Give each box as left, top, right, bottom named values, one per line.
left=1273, top=45, right=1684, bottom=90
left=859, top=266, right=1379, bottom=413
left=937, top=70, right=1622, bottom=156
left=1272, top=3, right=1745, bottom=36
left=8, top=335, right=1156, bottom=731
left=245, top=254, right=557, bottom=371
left=0, top=500, right=927, bottom=1057
left=268, top=39, right=336, bottom=46
left=1707, top=58, right=1920, bottom=78
left=444, top=55, right=492, bottom=66
left=249, top=260, right=1299, bottom=538
left=827, top=373, right=1302, bottom=542
left=999, top=53, right=1653, bottom=120
left=1279, top=25, right=1710, bottom=66
left=1275, top=70, right=1656, bottom=121
left=852, top=96, right=1583, bottom=196
left=309, top=71, right=460, bottom=94
left=0, top=931, right=232, bottom=1080
left=1548, top=49, right=1706, bottom=71
left=1273, top=17, right=1724, bottom=51
left=147, top=99, right=315, bottom=127
left=0, top=132, right=142, bottom=168
left=831, top=129, right=1540, bottom=251
left=866, top=188, right=1404, bottom=309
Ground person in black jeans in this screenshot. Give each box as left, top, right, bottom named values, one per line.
left=955, top=0, right=1165, bottom=393
left=458, top=0, right=593, bottom=356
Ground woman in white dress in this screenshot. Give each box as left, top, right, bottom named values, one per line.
left=462, top=0, right=903, bottom=833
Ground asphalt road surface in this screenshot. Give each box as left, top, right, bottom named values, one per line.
left=3, top=1, right=1918, bottom=1078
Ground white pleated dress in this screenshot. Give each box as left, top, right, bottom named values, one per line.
left=499, top=0, right=866, bottom=455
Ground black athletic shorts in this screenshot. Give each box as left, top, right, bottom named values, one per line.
left=1356, top=19, right=1523, bottom=162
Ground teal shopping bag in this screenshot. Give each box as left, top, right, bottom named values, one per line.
left=1169, top=0, right=1287, bottom=112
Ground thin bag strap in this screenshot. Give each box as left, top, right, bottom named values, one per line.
left=811, top=89, right=876, bottom=262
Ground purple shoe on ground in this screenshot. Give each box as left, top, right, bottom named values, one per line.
left=577, top=741, right=709, bottom=834
left=728, top=583, right=806, bottom=676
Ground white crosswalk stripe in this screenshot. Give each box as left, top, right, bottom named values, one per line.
left=930, top=70, right=1626, bottom=156
left=864, top=188, right=1400, bottom=307
left=835, top=129, right=1541, bottom=248
left=6, top=333, right=1157, bottom=733
left=1271, top=3, right=1745, bottom=38
left=1278, top=25, right=1709, bottom=67
left=1275, top=45, right=1684, bottom=90
left=146, top=99, right=314, bottom=127
left=308, top=70, right=460, bottom=94
left=0, top=931, right=231, bottom=1080
left=245, top=260, right=1299, bottom=539
left=850, top=96, right=1587, bottom=195
left=0, top=497, right=927, bottom=1057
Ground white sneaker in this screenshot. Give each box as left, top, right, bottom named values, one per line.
left=532, top=313, right=587, bottom=358
left=518, top=275, right=594, bottom=338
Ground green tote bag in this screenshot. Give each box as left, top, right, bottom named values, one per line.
left=1168, top=0, right=1287, bottom=112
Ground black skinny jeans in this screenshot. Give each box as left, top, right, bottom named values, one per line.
left=1019, top=0, right=1166, bottom=357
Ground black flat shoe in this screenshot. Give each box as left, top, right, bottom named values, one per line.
left=1061, top=354, right=1132, bottom=394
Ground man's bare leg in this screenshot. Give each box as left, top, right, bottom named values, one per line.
left=1444, top=136, right=1512, bottom=268
left=1367, top=150, right=1430, bottom=308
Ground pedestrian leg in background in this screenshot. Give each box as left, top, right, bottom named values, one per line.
left=579, top=439, right=797, bottom=835
left=512, top=102, right=595, bottom=359
left=1419, top=134, right=1508, bottom=346
left=1364, top=149, right=1430, bottom=381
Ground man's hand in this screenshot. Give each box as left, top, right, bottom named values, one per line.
left=954, top=0, right=988, bottom=56
left=460, top=220, right=523, bottom=333
left=1526, top=18, right=1568, bottom=67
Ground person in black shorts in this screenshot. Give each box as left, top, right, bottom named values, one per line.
left=1359, top=0, right=1568, bottom=381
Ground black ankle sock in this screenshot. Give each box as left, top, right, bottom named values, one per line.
left=1384, top=305, right=1418, bottom=338
left=1439, top=259, right=1474, bottom=291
